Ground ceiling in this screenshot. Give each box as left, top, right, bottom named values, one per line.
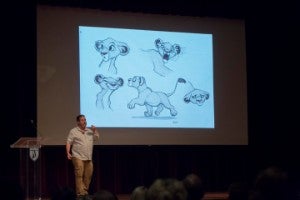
left=36, top=0, right=300, bottom=22
left=36, top=0, right=250, bottom=19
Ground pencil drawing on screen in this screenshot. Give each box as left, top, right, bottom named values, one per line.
left=127, top=76, right=186, bottom=117
left=94, top=74, right=123, bottom=110
left=142, top=38, right=181, bottom=77
left=79, top=26, right=214, bottom=128
left=94, top=37, right=130, bottom=74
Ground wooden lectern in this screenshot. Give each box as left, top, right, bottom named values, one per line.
left=11, top=137, right=43, bottom=200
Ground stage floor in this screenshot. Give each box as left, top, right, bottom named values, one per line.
left=28, top=192, right=228, bottom=200
left=117, top=193, right=228, bottom=200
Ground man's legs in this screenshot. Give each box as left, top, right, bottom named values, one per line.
left=83, top=160, right=93, bottom=193
left=72, top=157, right=89, bottom=196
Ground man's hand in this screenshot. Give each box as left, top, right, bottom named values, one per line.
left=91, top=125, right=96, bottom=133
left=67, top=152, right=72, bottom=160
left=91, top=125, right=100, bottom=141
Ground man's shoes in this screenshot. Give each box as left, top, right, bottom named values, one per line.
left=77, top=195, right=85, bottom=200
left=84, top=195, right=93, bottom=200
left=77, top=194, right=92, bottom=200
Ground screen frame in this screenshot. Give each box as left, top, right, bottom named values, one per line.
left=37, top=5, right=248, bottom=145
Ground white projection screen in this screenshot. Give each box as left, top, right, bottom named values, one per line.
left=37, top=5, right=248, bottom=145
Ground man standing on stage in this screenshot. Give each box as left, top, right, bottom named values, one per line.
left=66, top=114, right=99, bottom=198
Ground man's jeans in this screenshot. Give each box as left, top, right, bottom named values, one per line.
left=72, top=157, right=93, bottom=196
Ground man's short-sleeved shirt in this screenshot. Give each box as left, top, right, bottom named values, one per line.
left=67, top=127, right=98, bottom=160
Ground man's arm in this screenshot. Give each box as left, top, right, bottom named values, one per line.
left=66, top=142, right=72, bottom=160
left=91, top=125, right=100, bottom=141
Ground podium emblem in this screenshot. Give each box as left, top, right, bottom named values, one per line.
left=29, top=147, right=39, bottom=162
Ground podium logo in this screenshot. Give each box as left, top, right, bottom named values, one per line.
left=29, top=147, right=39, bottom=162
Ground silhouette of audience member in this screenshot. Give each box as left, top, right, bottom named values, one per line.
left=249, top=166, right=289, bottom=200
left=130, top=186, right=148, bottom=200
left=92, top=189, right=118, bottom=200
left=51, top=186, right=76, bottom=200
left=146, top=178, right=187, bottom=200
left=182, top=173, right=205, bottom=200
left=227, top=181, right=249, bottom=200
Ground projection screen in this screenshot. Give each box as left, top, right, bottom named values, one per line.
left=37, top=5, right=248, bottom=145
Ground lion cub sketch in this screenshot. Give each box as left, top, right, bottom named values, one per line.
left=95, top=37, right=129, bottom=74
left=127, top=76, right=185, bottom=117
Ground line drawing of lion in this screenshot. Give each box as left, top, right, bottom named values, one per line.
left=95, top=37, right=130, bottom=74
left=127, top=76, right=185, bottom=117
left=142, top=38, right=181, bottom=77
left=94, top=74, right=124, bottom=110
left=182, top=79, right=209, bottom=106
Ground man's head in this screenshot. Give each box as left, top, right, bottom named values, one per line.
left=76, top=114, right=87, bottom=129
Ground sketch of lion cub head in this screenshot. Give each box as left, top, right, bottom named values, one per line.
left=155, top=38, right=181, bottom=62
left=95, top=37, right=130, bottom=74
left=182, top=79, right=209, bottom=106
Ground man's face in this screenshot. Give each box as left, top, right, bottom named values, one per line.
left=77, top=116, right=87, bottom=129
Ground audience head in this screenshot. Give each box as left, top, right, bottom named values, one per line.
left=227, top=181, right=249, bottom=200
left=182, top=173, right=204, bottom=200
left=93, top=189, right=118, bottom=200
left=130, top=186, right=148, bottom=200
left=51, top=186, right=76, bottom=200
left=251, top=166, right=289, bottom=200
left=146, top=178, right=187, bottom=200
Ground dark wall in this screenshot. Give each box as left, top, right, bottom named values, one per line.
left=2, top=0, right=299, bottom=197
left=2, top=0, right=37, bottom=183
